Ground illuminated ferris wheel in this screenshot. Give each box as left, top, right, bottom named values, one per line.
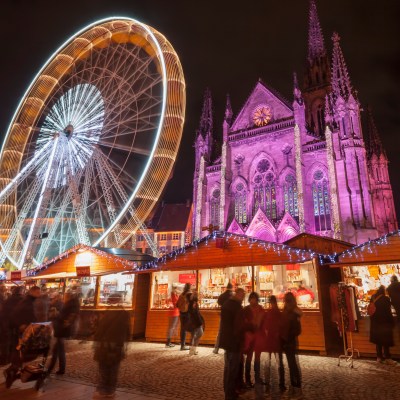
left=0, top=17, right=185, bottom=269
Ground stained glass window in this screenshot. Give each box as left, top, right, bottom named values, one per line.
left=284, top=174, right=299, bottom=218
left=234, top=182, right=247, bottom=224
left=312, top=171, right=331, bottom=231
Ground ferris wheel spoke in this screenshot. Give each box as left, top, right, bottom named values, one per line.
left=0, top=140, right=53, bottom=205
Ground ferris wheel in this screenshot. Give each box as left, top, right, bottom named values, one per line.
left=0, top=17, right=186, bottom=269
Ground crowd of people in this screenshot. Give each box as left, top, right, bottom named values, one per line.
left=166, top=283, right=303, bottom=400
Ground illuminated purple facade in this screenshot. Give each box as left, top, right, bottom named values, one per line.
left=192, top=1, right=397, bottom=244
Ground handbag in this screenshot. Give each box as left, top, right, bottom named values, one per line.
left=20, top=363, right=44, bottom=383
left=367, top=294, right=383, bottom=316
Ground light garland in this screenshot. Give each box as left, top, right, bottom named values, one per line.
left=325, top=126, right=341, bottom=239
left=294, top=124, right=305, bottom=232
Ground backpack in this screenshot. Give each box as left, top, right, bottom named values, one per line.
left=367, top=294, right=383, bottom=316
left=176, top=294, right=188, bottom=313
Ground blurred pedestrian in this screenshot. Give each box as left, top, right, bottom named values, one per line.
left=48, top=291, right=80, bottom=375
left=280, top=292, right=303, bottom=399
left=220, top=287, right=245, bottom=400
left=165, top=286, right=179, bottom=347
left=0, top=283, right=8, bottom=364
left=242, top=291, right=264, bottom=388
left=369, top=285, right=397, bottom=365
left=186, top=293, right=205, bottom=355
left=93, top=293, right=130, bottom=399
left=213, top=282, right=234, bottom=354
left=35, top=286, right=50, bottom=322
left=387, top=275, right=400, bottom=324
left=176, top=283, right=192, bottom=350
left=256, top=295, right=285, bottom=392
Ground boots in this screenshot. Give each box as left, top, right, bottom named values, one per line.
left=189, top=346, right=198, bottom=355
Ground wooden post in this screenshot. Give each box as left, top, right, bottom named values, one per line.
left=251, top=265, right=255, bottom=292
left=94, top=276, right=101, bottom=308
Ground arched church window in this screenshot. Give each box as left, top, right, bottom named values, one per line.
left=312, top=170, right=331, bottom=231
left=210, top=189, right=220, bottom=228
left=234, top=182, right=247, bottom=224
left=284, top=174, right=299, bottom=219
left=252, top=159, right=277, bottom=221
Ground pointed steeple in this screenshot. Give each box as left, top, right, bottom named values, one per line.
left=197, top=88, right=213, bottom=139
left=366, top=106, right=386, bottom=160
left=331, top=32, right=353, bottom=101
left=224, top=93, right=233, bottom=125
left=293, top=72, right=303, bottom=104
left=307, top=0, right=326, bottom=64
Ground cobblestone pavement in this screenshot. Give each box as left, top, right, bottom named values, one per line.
left=3, top=341, right=400, bottom=399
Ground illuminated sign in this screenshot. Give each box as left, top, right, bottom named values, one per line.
left=76, top=266, right=91, bottom=277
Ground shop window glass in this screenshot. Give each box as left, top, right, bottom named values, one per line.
left=66, top=277, right=96, bottom=307
left=151, top=270, right=197, bottom=309
left=98, top=273, right=135, bottom=308
left=198, top=267, right=253, bottom=309
left=254, top=262, right=319, bottom=309
left=342, top=264, right=400, bottom=316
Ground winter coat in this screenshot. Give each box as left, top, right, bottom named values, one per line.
left=185, top=300, right=204, bottom=332
left=218, top=289, right=233, bottom=307
left=93, top=309, right=130, bottom=364
left=255, top=307, right=282, bottom=354
left=242, top=304, right=265, bottom=353
left=11, top=295, right=37, bottom=331
left=168, top=292, right=180, bottom=317
left=280, top=308, right=302, bottom=351
left=387, top=282, right=400, bottom=316
left=53, top=297, right=80, bottom=338
left=219, top=298, right=243, bottom=352
left=369, top=295, right=394, bottom=347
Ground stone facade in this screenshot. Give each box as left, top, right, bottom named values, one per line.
left=192, top=1, right=397, bottom=245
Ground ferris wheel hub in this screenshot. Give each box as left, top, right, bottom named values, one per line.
left=64, top=124, right=74, bottom=138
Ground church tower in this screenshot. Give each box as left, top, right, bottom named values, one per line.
left=328, top=33, right=377, bottom=243
left=365, top=107, right=398, bottom=235
left=193, top=89, right=214, bottom=239
left=303, top=0, right=331, bottom=137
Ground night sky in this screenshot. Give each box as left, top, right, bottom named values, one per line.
left=1, top=0, right=399, bottom=215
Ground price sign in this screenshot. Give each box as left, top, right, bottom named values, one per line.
left=76, top=266, right=91, bottom=277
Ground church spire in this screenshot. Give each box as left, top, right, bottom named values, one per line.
left=307, top=0, right=326, bottom=64
left=331, top=32, right=353, bottom=101
left=293, top=72, right=303, bottom=104
left=366, top=106, right=386, bottom=160
left=197, top=87, right=213, bottom=139
left=224, top=93, right=233, bottom=125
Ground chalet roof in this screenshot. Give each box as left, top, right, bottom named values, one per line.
left=329, top=230, right=400, bottom=267
left=134, top=231, right=318, bottom=272
left=27, top=243, right=136, bottom=278
left=95, top=247, right=154, bottom=263
left=152, top=203, right=192, bottom=232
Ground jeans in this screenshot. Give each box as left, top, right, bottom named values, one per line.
left=261, top=352, right=285, bottom=389
left=285, top=346, right=301, bottom=388
left=166, top=316, right=179, bottom=344
left=48, top=337, right=66, bottom=373
left=191, top=326, right=203, bottom=347
left=180, top=312, right=189, bottom=348
left=97, top=360, right=120, bottom=395
left=244, top=349, right=254, bottom=383
left=224, top=351, right=241, bottom=400
left=376, top=344, right=391, bottom=359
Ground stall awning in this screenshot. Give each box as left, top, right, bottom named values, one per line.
left=132, top=232, right=316, bottom=273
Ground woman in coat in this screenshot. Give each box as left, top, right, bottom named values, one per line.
left=186, top=293, right=204, bottom=355
left=369, top=285, right=397, bottom=365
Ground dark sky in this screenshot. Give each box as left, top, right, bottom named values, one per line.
left=1, top=0, right=399, bottom=215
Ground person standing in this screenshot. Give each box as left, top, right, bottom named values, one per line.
left=176, top=283, right=192, bottom=351
left=242, top=292, right=264, bottom=388
left=187, top=293, right=205, bottom=355
left=48, top=291, right=80, bottom=375
left=256, top=295, right=285, bottom=393
left=93, top=293, right=130, bottom=399
left=213, top=282, right=234, bottom=354
left=369, top=285, right=397, bottom=365
left=220, top=288, right=245, bottom=400
left=387, top=275, right=400, bottom=324
left=280, top=292, right=303, bottom=399
left=165, top=287, right=179, bottom=347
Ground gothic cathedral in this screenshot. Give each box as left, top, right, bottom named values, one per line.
left=192, top=0, right=397, bottom=245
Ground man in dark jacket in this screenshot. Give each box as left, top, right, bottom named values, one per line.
left=213, top=283, right=234, bottom=354
left=220, top=288, right=245, bottom=400
left=387, top=275, right=400, bottom=323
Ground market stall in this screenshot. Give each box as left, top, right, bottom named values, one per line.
left=141, top=232, right=337, bottom=354
left=26, top=244, right=153, bottom=338
left=328, top=231, right=400, bottom=356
